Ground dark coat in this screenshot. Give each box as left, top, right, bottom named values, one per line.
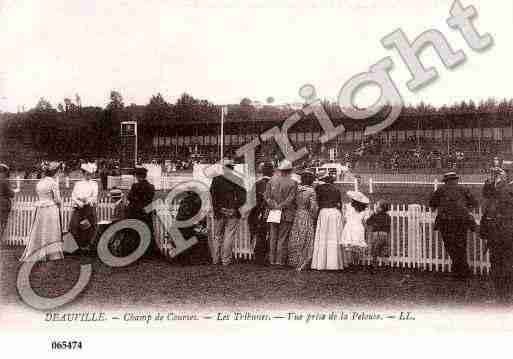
left=315, top=183, right=342, bottom=209
left=127, top=179, right=156, bottom=220
left=429, top=183, right=477, bottom=232
left=210, top=174, right=246, bottom=219
left=480, top=180, right=513, bottom=280
left=264, top=174, right=297, bottom=222
left=248, top=176, right=271, bottom=234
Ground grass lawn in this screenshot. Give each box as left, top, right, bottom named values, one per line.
left=0, top=247, right=501, bottom=312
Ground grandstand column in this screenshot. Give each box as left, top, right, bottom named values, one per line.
left=369, top=177, right=373, bottom=194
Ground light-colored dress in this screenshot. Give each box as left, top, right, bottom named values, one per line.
left=20, top=177, right=63, bottom=262
left=340, top=203, right=369, bottom=248
left=288, top=185, right=318, bottom=269
left=311, top=183, right=345, bottom=270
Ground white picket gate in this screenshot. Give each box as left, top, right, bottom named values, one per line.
left=1, top=197, right=491, bottom=275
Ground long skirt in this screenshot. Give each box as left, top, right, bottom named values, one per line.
left=20, top=204, right=63, bottom=262
left=288, top=209, right=315, bottom=269
left=311, top=208, right=345, bottom=270
left=70, top=205, right=98, bottom=249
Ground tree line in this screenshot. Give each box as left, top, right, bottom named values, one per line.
left=1, top=91, right=512, bottom=161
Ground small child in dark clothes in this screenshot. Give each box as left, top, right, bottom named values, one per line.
left=366, top=201, right=391, bottom=270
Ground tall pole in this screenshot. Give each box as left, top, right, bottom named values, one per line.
left=220, top=106, right=225, bottom=164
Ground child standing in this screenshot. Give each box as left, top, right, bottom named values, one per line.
left=366, top=201, right=391, bottom=272
left=340, top=191, right=370, bottom=268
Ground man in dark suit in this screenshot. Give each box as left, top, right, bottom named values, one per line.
left=429, top=172, right=477, bottom=279
left=264, top=159, right=298, bottom=266
left=209, top=159, right=246, bottom=265
left=480, top=168, right=513, bottom=304
left=127, top=167, right=156, bottom=256
left=248, top=162, right=274, bottom=265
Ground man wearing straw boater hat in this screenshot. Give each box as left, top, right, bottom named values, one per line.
left=264, top=159, right=297, bottom=266
left=429, top=171, right=477, bottom=279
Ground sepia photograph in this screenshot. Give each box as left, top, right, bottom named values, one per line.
left=0, top=0, right=512, bottom=354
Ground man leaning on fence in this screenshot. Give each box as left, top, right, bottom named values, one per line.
left=429, top=172, right=477, bottom=280
left=209, top=158, right=246, bottom=266
left=480, top=168, right=513, bottom=304
left=127, top=167, right=156, bottom=256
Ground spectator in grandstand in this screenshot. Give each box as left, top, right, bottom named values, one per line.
left=366, top=201, right=391, bottom=273
left=210, top=158, right=246, bottom=266
left=288, top=170, right=318, bottom=271
left=127, top=167, right=156, bottom=256
left=248, top=162, right=274, bottom=265
left=264, top=159, right=297, bottom=266
left=480, top=168, right=513, bottom=304
left=0, top=164, right=14, bottom=239
left=311, top=175, right=344, bottom=270
left=429, top=172, right=477, bottom=280
left=70, top=163, right=99, bottom=254
left=20, top=161, right=63, bottom=264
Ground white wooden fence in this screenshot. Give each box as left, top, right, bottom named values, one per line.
left=1, top=197, right=490, bottom=274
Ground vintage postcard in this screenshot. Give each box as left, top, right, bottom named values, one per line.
left=0, top=0, right=512, bottom=355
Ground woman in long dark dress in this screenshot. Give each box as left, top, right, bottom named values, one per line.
left=0, top=164, right=14, bottom=239
left=288, top=171, right=318, bottom=271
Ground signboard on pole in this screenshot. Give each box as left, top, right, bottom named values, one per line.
left=120, top=121, right=137, bottom=170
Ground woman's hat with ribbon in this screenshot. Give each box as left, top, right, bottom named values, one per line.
left=347, top=190, right=370, bottom=204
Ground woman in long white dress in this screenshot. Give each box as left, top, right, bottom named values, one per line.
left=340, top=190, right=370, bottom=267
left=20, top=162, right=64, bottom=262
left=311, top=175, right=345, bottom=270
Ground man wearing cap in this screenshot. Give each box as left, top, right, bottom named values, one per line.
left=248, top=162, right=274, bottom=265
left=429, top=172, right=477, bottom=279
left=480, top=167, right=513, bottom=303
left=264, top=159, right=298, bottom=266
left=209, top=159, right=247, bottom=265
left=127, top=167, right=156, bottom=255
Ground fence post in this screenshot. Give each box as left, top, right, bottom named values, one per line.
left=369, top=177, right=373, bottom=194
left=16, top=176, right=21, bottom=192
left=65, top=176, right=70, bottom=189
left=354, top=177, right=358, bottom=192
left=434, top=178, right=439, bottom=191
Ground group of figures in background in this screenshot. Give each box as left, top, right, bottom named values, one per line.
left=1, top=152, right=513, bottom=305
left=0, top=161, right=157, bottom=267
left=210, top=158, right=391, bottom=271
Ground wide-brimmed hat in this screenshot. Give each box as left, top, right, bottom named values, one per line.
left=347, top=190, right=369, bottom=204
left=277, top=159, right=293, bottom=171
left=0, top=163, right=9, bottom=173
left=442, top=172, right=459, bottom=182
left=42, top=161, right=61, bottom=172
left=80, top=162, right=97, bottom=174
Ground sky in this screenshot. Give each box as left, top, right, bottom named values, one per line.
left=0, top=0, right=510, bottom=112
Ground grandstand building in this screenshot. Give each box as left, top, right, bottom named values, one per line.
left=141, top=104, right=513, bottom=172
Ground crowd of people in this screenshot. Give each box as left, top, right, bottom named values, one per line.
left=1, top=154, right=513, bottom=304
left=209, top=158, right=391, bottom=271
